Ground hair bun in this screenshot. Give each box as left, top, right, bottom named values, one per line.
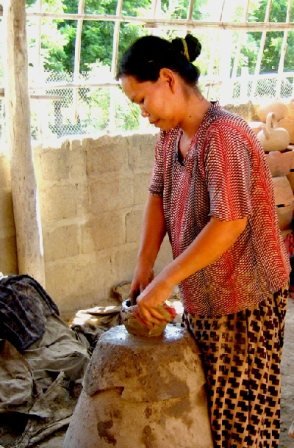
left=185, top=34, right=201, bottom=62
left=171, top=34, right=201, bottom=63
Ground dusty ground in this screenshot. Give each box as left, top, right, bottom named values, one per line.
left=280, top=296, right=294, bottom=447
left=36, top=298, right=294, bottom=448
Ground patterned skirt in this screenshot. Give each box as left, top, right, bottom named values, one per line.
left=183, top=285, right=288, bottom=448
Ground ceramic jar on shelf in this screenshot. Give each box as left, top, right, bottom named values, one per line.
left=252, top=108, right=294, bottom=233
left=257, top=112, right=290, bottom=152
left=271, top=176, right=294, bottom=231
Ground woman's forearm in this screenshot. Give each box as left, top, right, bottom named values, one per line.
left=158, top=216, right=247, bottom=289
left=136, top=193, right=166, bottom=267
left=136, top=215, right=248, bottom=323
left=130, top=194, right=166, bottom=301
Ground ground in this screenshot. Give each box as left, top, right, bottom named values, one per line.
left=280, top=296, right=294, bottom=447
left=36, top=298, right=294, bottom=448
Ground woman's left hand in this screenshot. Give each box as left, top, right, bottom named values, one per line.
left=136, top=277, right=174, bottom=328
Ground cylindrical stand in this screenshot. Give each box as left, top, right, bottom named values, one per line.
left=63, top=325, right=213, bottom=448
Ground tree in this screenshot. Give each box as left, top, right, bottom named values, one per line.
left=54, top=0, right=151, bottom=72
left=241, top=0, right=294, bottom=73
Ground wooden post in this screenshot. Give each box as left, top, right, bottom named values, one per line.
left=250, top=0, right=273, bottom=99
left=4, top=0, right=46, bottom=286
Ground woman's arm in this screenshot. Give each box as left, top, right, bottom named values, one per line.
left=130, top=193, right=166, bottom=303
left=136, top=215, right=247, bottom=324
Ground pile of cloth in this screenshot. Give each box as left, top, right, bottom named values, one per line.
left=0, top=274, right=90, bottom=448
left=0, top=276, right=183, bottom=447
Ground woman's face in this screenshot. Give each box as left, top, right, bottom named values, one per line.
left=121, top=71, right=182, bottom=131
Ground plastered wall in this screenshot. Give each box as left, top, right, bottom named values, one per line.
left=0, top=133, right=172, bottom=318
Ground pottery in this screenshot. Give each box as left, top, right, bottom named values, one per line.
left=276, top=203, right=294, bottom=231
left=121, top=299, right=164, bottom=337
left=257, top=99, right=289, bottom=122
left=287, top=99, right=294, bottom=121
left=272, top=176, right=294, bottom=206
left=248, top=121, right=264, bottom=135
left=264, top=149, right=294, bottom=177
left=257, top=112, right=290, bottom=152
left=278, top=118, right=294, bottom=144
left=287, top=170, right=294, bottom=192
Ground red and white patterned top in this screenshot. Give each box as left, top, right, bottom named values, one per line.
left=149, top=102, right=290, bottom=315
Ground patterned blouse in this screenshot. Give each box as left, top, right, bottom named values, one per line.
left=149, top=102, right=290, bottom=315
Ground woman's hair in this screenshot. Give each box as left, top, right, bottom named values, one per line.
left=116, top=34, right=201, bottom=86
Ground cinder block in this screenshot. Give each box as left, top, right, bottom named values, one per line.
left=86, top=136, right=129, bottom=176
left=39, top=147, right=86, bottom=182
left=81, top=212, right=125, bottom=252
left=89, top=174, right=134, bottom=214
left=70, top=139, right=83, bottom=152
left=39, top=184, right=80, bottom=222
left=134, top=172, right=151, bottom=204
left=43, top=224, right=79, bottom=262
left=45, top=254, right=115, bottom=317
left=125, top=207, right=144, bottom=243
left=112, top=244, right=140, bottom=286
left=128, top=133, right=157, bottom=172
left=41, top=148, right=70, bottom=181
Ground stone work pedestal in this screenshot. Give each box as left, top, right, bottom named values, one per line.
left=63, top=325, right=213, bottom=448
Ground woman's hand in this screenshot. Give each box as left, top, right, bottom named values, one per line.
left=129, top=260, right=154, bottom=305
left=136, top=276, right=174, bottom=327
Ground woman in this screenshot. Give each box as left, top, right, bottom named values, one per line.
left=116, top=34, right=290, bottom=447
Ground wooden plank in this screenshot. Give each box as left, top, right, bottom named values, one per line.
left=250, top=0, right=273, bottom=99
left=231, top=0, right=250, bottom=79
left=24, top=12, right=294, bottom=31
left=4, top=0, right=46, bottom=286
left=73, top=0, right=85, bottom=121
left=109, top=0, right=123, bottom=132
left=277, top=0, right=293, bottom=96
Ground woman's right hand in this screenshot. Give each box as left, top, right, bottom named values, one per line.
left=129, top=260, right=154, bottom=305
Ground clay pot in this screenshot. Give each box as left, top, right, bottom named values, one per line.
left=287, top=99, right=294, bottom=120
left=120, top=299, right=176, bottom=338
left=248, top=121, right=264, bottom=135
left=121, top=299, right=166, bottom=337
left=264, top=149, right=294, bottom=177
left=278, top=118, right=294, bottom=144
left=257, top=112, right=290, bottom=152
left=276, top=204, right=294, bottom=231
left=287, top=170, right=294, bottom=191
left=272, top=176, right=294, bottom=206
left=257, top=99, right=289, bottom=122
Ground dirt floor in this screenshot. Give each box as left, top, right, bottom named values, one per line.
left=36, top=298, right=294, bottom=448
left=280, top=296, right=294, bottom=447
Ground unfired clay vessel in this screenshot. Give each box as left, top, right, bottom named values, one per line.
left=257, top=99, right=289, bottom=122
left=257, top=112, right=290, bottom=152
left=272, top=176, right=294, bottom=206
left=265, top=149, right=294, bottom=177
left=278, top=118, right=294, bottom=144
left=276, top=203, right=294, bottom=231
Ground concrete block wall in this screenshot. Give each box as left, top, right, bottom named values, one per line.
left=0, top=133, right=173, bottom=318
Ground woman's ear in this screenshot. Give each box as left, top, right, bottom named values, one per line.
left=159, top=68, right=176, bottom=91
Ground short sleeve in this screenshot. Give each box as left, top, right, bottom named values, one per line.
left=148, top=130, right=166, bottom=197
left=204, top=125, right=253, bottom=221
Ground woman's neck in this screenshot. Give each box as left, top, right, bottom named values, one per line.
left=180, top=90, right=210, bottom=139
